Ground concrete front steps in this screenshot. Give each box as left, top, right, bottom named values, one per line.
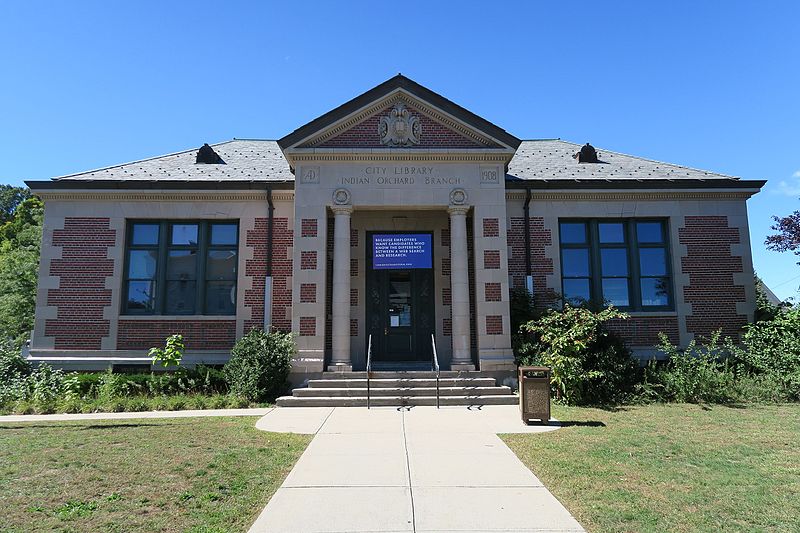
left=277, top=371, right=519, bottom=407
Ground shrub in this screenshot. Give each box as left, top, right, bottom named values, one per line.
left=520, top=305, right=637, bottom=405
left=224, top=329, right=295, bottom=401
left=149, top=334, right=185, bottom=368
left=725, top=306, right=800, bottom=400
left=643, top=332, right=738, bottom=404
left=0, top=343, right=31, bottom=384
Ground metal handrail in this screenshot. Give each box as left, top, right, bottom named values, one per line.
left=366, top=334, right=372, bottom=409
left=431, top=334, right=440, bottom=409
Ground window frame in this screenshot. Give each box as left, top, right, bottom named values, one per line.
left=558, top=218, right=673, bottom=312
left=122, top=220, right=239, bottom=316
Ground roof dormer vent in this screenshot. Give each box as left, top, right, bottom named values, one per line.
left=573, top=143, right=599, bottom=163
left=196, top=143, right=225, bottom=164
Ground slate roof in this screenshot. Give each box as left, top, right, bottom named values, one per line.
left=508, top=140, right=739, bottom=181
left=52, top=139, right=293, bottom=182
left=30, top=138, right=758, bottom=189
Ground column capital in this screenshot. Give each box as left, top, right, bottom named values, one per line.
left=331, top=204, right=354, bottom=216
left=447, top=205, right=470, bottom=217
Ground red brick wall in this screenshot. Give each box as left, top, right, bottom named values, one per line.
left=117, top=320, right=235, bottom=350
left=679, top=216, right=747, bottom=339
left=607, top=317, right=680, bottom=346
left=316, top=103, right=488, bottom=148
left=486, top=315, right=503, bottom=335
left=44, top=218, right=116, bottom=350
left=244, top=217, right=293, bottom=334
left=508, top=216, right=557, bottom=307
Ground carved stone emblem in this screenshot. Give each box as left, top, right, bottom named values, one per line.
left=332, top=188, right=351, bottom=205
left=379, top=104, right=421, bottom=146
left=449, top=188, right=468, bottom=205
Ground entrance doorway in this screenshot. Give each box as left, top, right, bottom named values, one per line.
left=366, top=232, right=435, bottom=367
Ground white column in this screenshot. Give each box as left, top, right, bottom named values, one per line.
left=448, top=205, right=475, bottom=370
left=329, top=205, right=353, bottom=371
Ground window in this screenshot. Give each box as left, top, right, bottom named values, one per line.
left=123, top=221, right=239, bottom=315
left=559, top=219, right=672, bottom=310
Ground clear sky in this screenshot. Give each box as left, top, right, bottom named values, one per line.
left=1, top=1, right=798, bottom=300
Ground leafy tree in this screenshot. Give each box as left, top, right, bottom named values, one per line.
left=0, top=195, right=43, bottom=346
left=0, top=185, right=31, bottom=224
left=766, top=207, right=800, bottom=265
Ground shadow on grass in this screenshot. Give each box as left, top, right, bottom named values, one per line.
left=0, top=422, right=170, bottom=431
left=558, top=420, right=607, bottom=428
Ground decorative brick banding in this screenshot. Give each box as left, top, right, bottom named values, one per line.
left=300, top=283, right=317, bottom=303
left=484, top=282, right=502, bottom=302
left=44, top=218, right=116, bottom=350
left=483, top=250, right=501, bottom=270
left=508, top=216, right=556, bottom=307
left=442, top=318, right=452, bottom=336
left=482, top=218, right=499, bottom=237
left=117, top=320, right=235, bottom=350
left=301, top=218, right=317, bottom=238
left=350, top=258, right=358, bottom=277
left=350, top=228, right=358, bottom=247
left=244, top=217, right=293, bottom=333
left=441, top=258, right=451, bottom=276
left=300, top=250, right=317, bottom=270
left=679, top=216, right=747, bottom=339
left=486, top=315, right=503, bottom=335
left=442, top=287, right=451, bottom=306
left=350, top=288, right=358, bottom=307
left=350, top=318, right=358, bottom=337
left=299, top=317, right=316, bottom=336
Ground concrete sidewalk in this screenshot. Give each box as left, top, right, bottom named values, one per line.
left=250, top=406, right=585, bottom=533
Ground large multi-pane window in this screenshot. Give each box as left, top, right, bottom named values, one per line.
left=559, top=219, right=672, bottom=310
left=124, top=221, right=239, bottom=315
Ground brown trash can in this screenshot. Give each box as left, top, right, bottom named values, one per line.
left=519, top=366, right=551, bottom=425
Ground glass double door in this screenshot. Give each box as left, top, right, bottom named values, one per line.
left=366, top=267, right=434, bottom=364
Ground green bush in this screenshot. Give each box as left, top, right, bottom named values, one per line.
left=729, top=307, right=800, bottom=400
left=224, top=329, right=295, bottom=401
left=0, top=343, right=31, bottom=383
left=149, top=334, right=185, bottom=368
left=642, top=332, right=738, bottom=404
left=519, top=305, right=638, bottom=405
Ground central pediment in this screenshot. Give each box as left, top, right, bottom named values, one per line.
left=278, top=75, right=521, bottom=155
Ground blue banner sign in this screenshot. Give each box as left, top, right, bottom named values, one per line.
left=372, top=233, right=432, bottom=270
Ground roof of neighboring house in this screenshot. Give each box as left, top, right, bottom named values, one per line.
left=26, top=139, right=764, bottom=190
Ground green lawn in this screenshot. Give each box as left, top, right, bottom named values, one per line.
left=503, top=403, right=800, bottom=533
left=0, top=417, right=311, bottom=532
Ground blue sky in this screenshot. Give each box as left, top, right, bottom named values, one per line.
left=1, top=1, right=798, bottom=299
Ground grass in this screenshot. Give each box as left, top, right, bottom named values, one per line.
left=0, top=417, right=311, bottom=532
left=502, top=403, right=800, bottom=533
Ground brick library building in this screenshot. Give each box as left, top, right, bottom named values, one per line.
left=26, top=75, right=764, bottom=403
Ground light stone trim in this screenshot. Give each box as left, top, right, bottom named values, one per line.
left=37, top=192, right=295, bottom=202
left=505, top=190, right=759, bottom=201
left=287, top=153, right=513, bottom=165
left=297, top=91, right=508, bottom=149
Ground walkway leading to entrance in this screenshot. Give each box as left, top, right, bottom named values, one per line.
left=249, top=406, right=585, bottom=533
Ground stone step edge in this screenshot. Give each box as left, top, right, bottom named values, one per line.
left=294, top=386, right=514, bottom=397
left=275, top=395, right=520, bottom=406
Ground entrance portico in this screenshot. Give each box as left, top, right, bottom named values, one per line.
left=285, top=163, right=516, bottom=374
left=280, top=80, right=521, bottom=376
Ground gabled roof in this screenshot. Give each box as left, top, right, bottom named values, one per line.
left=277, top=74, right=522, bottom=150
